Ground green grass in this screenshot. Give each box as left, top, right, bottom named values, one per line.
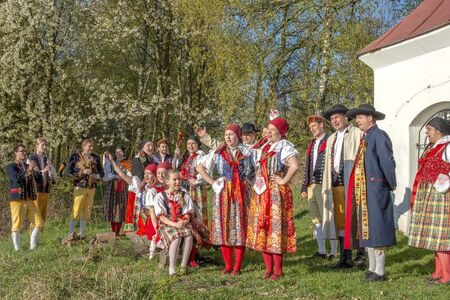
left=0, top=191, right=449, bottom=300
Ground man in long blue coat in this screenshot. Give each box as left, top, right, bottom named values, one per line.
left=345, top=104, right=396, bottom=282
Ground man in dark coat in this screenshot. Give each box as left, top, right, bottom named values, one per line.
left=301, top=115, right=337, bottom=259
left=345, top=104, right=397, bottom=282
left=7, top=144, right=44, bottom=250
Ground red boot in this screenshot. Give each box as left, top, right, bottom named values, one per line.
left=232, top=246, right=245, bottom=275
left=262, top=252, right=273, bottom=279
left=220, top=245, right=233, bottom=274
left=270, top=253, right=283, bottom=281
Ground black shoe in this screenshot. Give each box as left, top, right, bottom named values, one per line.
left=365, top=272, right=386, bottom=282
left=331, top=259, right=353, bottom=269
left=365, top=270, right=375, bottom=279
left=310, top=252, right=327, bottom=259
left=354, top=255, right=366, bottom=267
left=327, top=254, right=337, bottom=260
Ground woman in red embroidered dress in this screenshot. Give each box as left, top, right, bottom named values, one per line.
left=409, top=117, right=450, bottom=285
left=197, top=124, right=254, bottom=275
left=246, top=117, right=299, bottom=280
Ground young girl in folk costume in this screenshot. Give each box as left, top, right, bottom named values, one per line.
left=125, top=139, right=154, bottom=233
left=197, top=124, right=255, bottom=275
left=102, top=147, right=131, bottom=236
left=111, top=159, right=170, bottom=254
left=246, top=117, right=299, bottom=280
left=173, top=135, right=210, bottom=267
left=154, top=170, right=195, bottom=275
left=146, top=161, right=171, bottom=259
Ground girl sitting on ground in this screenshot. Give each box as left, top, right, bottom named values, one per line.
left=153, top=170, right=194, bottom=275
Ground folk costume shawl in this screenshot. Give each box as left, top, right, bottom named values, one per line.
left=410, top=135, right=450, bottom=207
left=321, top=124, right=362, bottom=240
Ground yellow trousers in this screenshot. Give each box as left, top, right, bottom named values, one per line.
left=307, top=184, right=324, bottom=225
left=72, top=187, right=96, bottom=221
left=10, top=200, right=44, bottom=232
left=34, top=192, right=49, bottom=221
left=30, top=192, right=49, bottom=231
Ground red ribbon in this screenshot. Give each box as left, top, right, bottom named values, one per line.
left=220, top=149, right=245, bottom=208
left=168, top=199, right=181, bottom=222
left=344, top=138, right=364, bottom=250
left=181, top=152, right=198, bottom=181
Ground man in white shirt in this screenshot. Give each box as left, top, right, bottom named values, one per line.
left=301, top=115, right=336, bottom=259
left=322, top=104, right=368, bottom=269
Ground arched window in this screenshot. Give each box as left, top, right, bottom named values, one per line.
left=417, top=109, right=450, bottom=159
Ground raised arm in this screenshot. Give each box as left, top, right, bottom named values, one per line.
left=110, top=159, right=132, bottom=185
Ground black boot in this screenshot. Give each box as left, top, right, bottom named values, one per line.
left=354, top=247, right=366, bottom=267
left=331, top=237, right=353, bottom=269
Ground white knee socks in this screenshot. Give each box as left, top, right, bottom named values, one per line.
left=68, top=219, right=77, bottom=235
left=367, top=247, right=386, bottom=276
left=12, top=232, right=20, bottom=251
left=181, top=236, right=193, bottom=267
left=314, top=224, right=326, bottom=254
left=169, top=238, right=181, bottom=275
left=30, top=227, right=40, bottom=249
left=367, top=247, right=376, bottom=272
left=374, top=248, right=386, bottom=276
left=330, top=239, right=338, bottom=256
left=79, top=220, right=87, bottom=235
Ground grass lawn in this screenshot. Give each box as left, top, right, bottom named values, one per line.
left=0, top=190, right=448, bottom=299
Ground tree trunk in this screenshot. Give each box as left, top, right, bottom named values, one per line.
left=316, top=0, right=334, bottom=112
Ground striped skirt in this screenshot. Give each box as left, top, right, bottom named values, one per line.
left=408, top=182, right=450, bottom=251
left=246, top=183, right=296, bottom=254
left=103, top=180, right=127, bottom=223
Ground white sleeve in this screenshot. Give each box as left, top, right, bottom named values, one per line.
left=128, top=176, right=141, bottom=193
left=199, top=149, right=216, bottom=171
left=153, top=193, right=167, bottom=217
left=144, top=188, right=157, bottom=208
left=443, top=143, right=450, bottom=163
left=280, top=144, right=299, bottom=166
left=182, top=193, right=195, bottom=215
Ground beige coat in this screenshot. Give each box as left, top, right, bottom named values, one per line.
left=322, top=124, right=362, bottom=240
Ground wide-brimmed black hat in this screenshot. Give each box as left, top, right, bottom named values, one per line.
left=242, top=123, right=259, bottom=134
left=346, top=104, right=385, bottom=120
left=322, top=104, right=349, bottom=120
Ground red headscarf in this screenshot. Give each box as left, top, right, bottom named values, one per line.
left=157, top=161, right=172, bottom=171
left=144, top=164, right=157, bottom=176
left=268, top=117, right=289, bottom=137
left=224, top=124, right=242, bottom=138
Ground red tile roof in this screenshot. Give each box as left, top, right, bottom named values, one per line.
left=359, top=0, right=450, bottom=56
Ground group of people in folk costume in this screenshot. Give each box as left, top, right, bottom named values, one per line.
left=5, top=104, right=450, bottom=284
